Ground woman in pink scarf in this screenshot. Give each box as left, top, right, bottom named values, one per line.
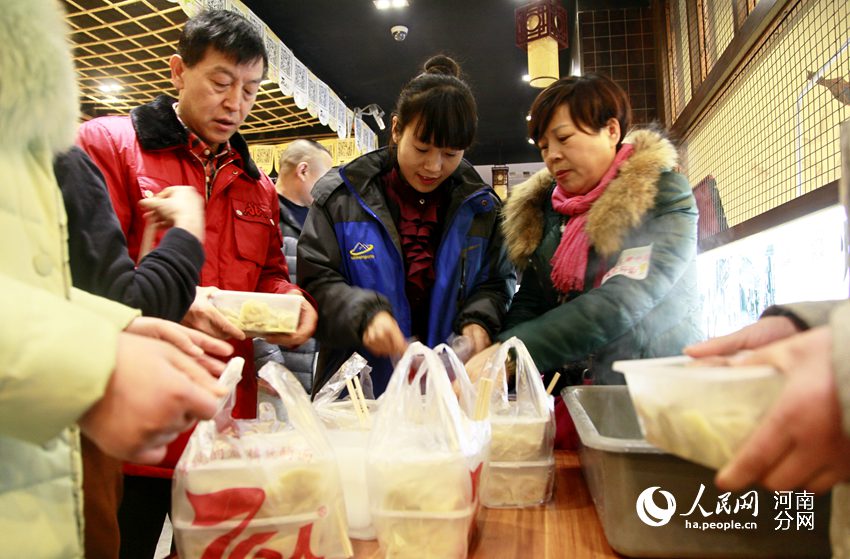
left=468, top=74, right=701, bottom=447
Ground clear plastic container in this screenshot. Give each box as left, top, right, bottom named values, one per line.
left=480, top=458, right=555, bottom=508
left=613, top=355, right=784, bottom=469
left=489, top=414, right=552, bottom=462
left=210, top=290, right=303, bottom=335
left=371, top=507, right=474, bottom=559
left=368, top=455, right=476, bottom=557
left=480, top=399, right=555, bottom=508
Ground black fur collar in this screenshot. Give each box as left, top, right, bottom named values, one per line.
left=130, top=95, right=261, bottom=180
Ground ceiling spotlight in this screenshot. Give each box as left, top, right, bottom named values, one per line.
left=521, top=74, right=531, bottom=83
left=527, top=138, right=535, bottom=145
left=355, top=103, right=386, bottom=131
left=98, top=82, right=123, bottom=93
left=525, top=114, right=531, bottom=121
left=374, top=0, right=408, bottom=7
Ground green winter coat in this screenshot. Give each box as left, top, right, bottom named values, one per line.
left=499, top=129, right=702, bottom=384
left=0, top=1, right=138, bottom=557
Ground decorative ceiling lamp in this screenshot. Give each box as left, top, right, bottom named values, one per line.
left=515, top=0, right=568, bottom=88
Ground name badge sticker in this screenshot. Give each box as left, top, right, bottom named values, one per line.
left=601, top=244, right=653, bottom=285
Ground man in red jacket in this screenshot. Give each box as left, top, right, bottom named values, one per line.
left=77, top=10, right=317, bottom=558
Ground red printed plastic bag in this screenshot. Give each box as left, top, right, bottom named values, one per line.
left=367, top=342, right=490, bottom=559
left=172, top=358, right=352, bottom=559
left=479, top=337, right=556, bottom=508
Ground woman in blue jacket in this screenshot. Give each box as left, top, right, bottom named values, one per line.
left=297, top=55, right=515, bottom=396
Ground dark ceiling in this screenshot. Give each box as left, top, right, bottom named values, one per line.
left=243, top=0, right=579, bottom=165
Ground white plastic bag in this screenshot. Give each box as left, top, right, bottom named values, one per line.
left=479, top=337, right=556, bottom=508
left=434, top=343, right=476, bottom=417
left=313, top=352, right=375, bottom=430
left=314, top=353, right=377, bottom=540
left=367, top=342, right=489, bottom=559
left=172, top=358, right=352, bottom=559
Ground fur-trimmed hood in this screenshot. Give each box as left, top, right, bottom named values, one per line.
left=502, top=128, right=679, bottom=267
left=0, top=0, right=79, bottom=154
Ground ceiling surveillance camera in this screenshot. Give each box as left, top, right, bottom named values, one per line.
left=391, top=25, right=408, bottom=42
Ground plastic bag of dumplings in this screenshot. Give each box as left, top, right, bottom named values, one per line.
left=479, top=337, right=556, bottom=508
left=171, top=357, right=353, bottom=559
left=367, top=342, right=490, bottom=559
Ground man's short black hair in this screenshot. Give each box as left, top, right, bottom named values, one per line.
left=178, top=10, right=268, bottom=75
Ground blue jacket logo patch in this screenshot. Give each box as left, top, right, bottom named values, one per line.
left=349, top=242, right=375, bottom=260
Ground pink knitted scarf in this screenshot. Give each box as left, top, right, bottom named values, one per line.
left=549, top=144, right=635, bottom=293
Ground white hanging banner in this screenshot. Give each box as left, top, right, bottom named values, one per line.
left=307, top=72, right=319, bottom=118
left=247, top=10, right=264, bottom=35
left=278, top=43, right=294, bottom=96
left=201, top=0, right=228, bottom=11
left=293, top=59, right=308, bottom=109
left=337, top=101, right=349, bottom=139
left=263, top=31, right=279, bottom=82
left=328, top=92, right=339, bottom=132
left=318, top=82, right=330, bottom=126
left=355, top=117, right=367, bottom=153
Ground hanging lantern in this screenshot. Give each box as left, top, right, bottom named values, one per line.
left=515, top=1, right=568, bottom=88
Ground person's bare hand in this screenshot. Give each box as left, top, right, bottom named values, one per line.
left=126, top=316, right=233, bottom=380
left=138, top=186, right=205, bottom=242
left=715, top=326, right=850, bottom=493
left=362, top=311, right=407, bottom=357
left=464, top=342, right=501, bottom=384
left=684, top=316, right=800, bottom=358
left=78, top=332, right=224, bottom=464
left=181, top=286, right=245, bottom=341
left=263, top=293, right=318, bottom=348
left=461, top=323, right=491, bottom=356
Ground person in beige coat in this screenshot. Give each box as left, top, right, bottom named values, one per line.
left=0, top=1, right=229, bottom=556
left=686, top=300, right=850, bottom=557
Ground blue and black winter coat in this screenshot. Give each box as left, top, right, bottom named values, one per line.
left=297, top=147, right=516, bottom=396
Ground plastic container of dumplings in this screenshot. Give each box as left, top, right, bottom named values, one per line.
left=210, top=290, right=303, bottom=335
left=370, top=507, right=474, bottom=559
left=481, top=402, right=556, bottom=508
left=613, top=355, right=783, bottom=470
left=479, top=458, right=555, bottom=508
left=369, top=455, right=476, bottom=559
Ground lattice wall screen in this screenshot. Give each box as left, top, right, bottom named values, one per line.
left=679, top=0, right=849, bottom=227
left=63, top=0, right=330, bottom=143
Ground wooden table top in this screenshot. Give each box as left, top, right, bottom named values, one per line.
left=351, top=451, right=622, bottom=558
